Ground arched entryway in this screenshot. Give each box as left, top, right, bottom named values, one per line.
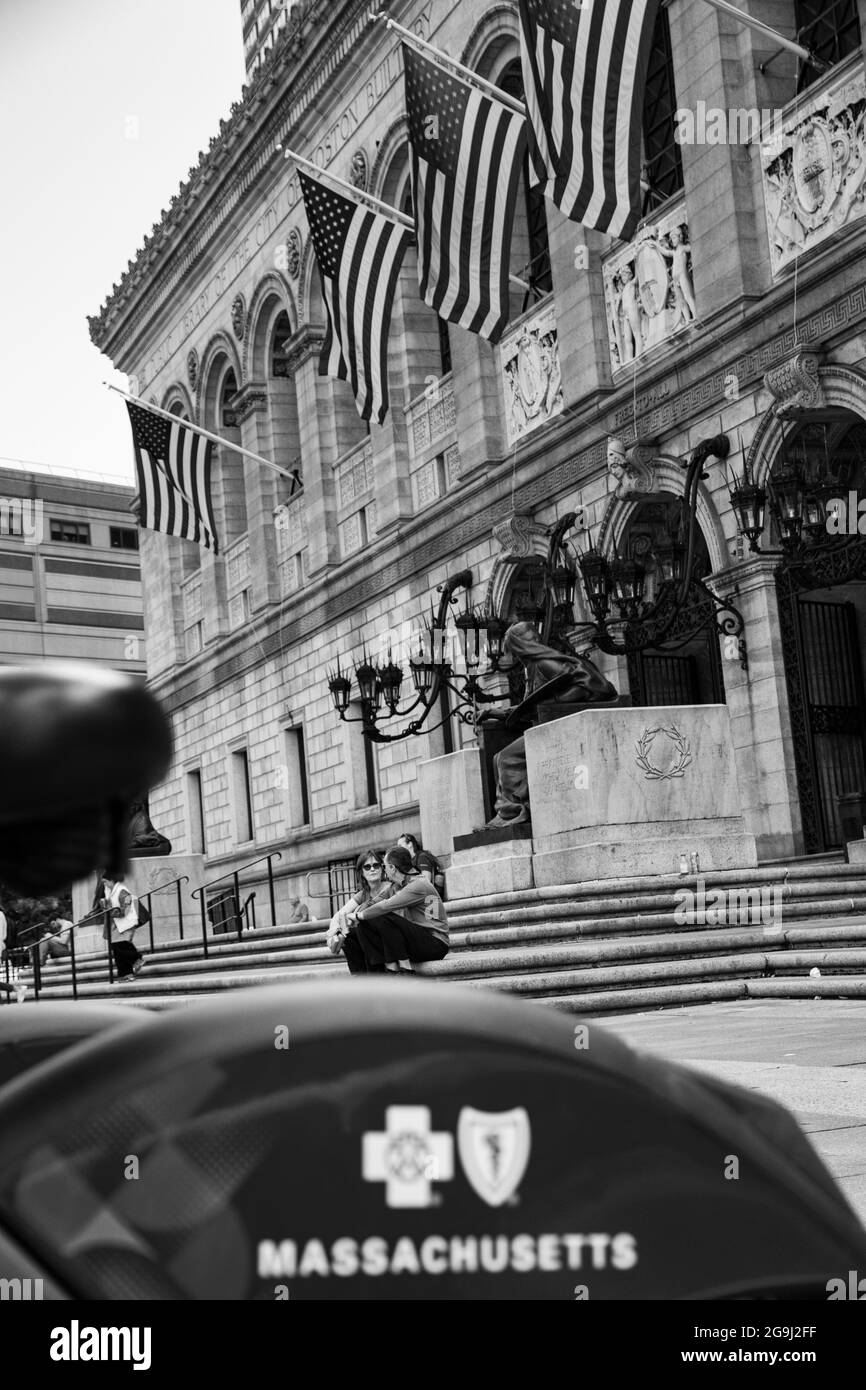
left=772, top=414, right=866, bottom=850
left=620, top=495, right=725, bottom=706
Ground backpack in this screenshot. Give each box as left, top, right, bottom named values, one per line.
left=136, top=899, right=151, bottom=928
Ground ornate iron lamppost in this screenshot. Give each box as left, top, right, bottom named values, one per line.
left=328, top=435, right=747, bottom=741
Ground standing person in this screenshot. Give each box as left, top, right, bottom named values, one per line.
left=100, top=874, right=145, bottom=982
left=326, top=850, right=392, bottom=974
left=348, top=846, right=449, bottom=975
left=0, top=901, right=27, bottom=1003
left=396, top=833, right=446, bottom=901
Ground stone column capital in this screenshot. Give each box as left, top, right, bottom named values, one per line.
left=285, top=326, right=327, bottom=374
left=229, top=382, right=269, bottom=423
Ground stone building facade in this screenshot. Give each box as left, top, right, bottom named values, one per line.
left=89, top=0, right=866, bottom=916
left=0, top=466, right=145, bottom=672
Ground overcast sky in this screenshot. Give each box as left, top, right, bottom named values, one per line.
left=0, top=0, right=246, bottom=485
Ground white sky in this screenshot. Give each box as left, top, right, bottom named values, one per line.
left=0, top=0, right=246, bottom=485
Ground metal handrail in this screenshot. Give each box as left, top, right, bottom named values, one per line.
left=191, top=852, right=281, bottom=957
left=138, top=875, right=191, bottom=952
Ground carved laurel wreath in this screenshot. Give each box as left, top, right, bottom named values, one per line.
left=634, top=724, right=692, bottom=780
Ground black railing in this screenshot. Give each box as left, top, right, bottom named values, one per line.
left=191, top=852, right=281, bottom=956
left=7, top=873, right=192, bottom=1001
left=137, top=875, right=191, bottom=952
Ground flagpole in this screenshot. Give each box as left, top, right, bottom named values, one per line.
left=283, top=148, right=414, bottom=227
left=368, top=10, right=526, bottom=116
left=699, top=0, right=830, bottom=70
left=287, top=148, right=532, bottom=293
left=104, top=384, right=301, bottom=484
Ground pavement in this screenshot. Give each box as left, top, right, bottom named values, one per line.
left=595, top=999, right=866, bottom=1226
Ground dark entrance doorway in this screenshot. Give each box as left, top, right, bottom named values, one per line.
left=777, top=580, right=866, bottom=851
left=773, top=414, right=866, bottom=851
left=623, top=497, right=726, bottom=707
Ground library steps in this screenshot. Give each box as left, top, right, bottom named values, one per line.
left=14, top=857, right=866, bottom=1015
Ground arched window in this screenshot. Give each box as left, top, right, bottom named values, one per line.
left=640, top=6, right=684, bottom=216
left=400, top=176, right=451, bottom=378
left=268, top=308, right=302, bottom=505
left=795, top=0, right=861, bottom=91
left=499, top=60, right=552, bottom=311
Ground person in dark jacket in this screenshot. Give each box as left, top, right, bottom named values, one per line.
left=397, top=833, right=446, bottom=899
left=478, top=622, right=618, bottom=826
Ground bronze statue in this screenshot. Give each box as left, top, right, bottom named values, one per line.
left=128, top=798, right=172, bottom=856
left=478, top=622, right=618, bottom=828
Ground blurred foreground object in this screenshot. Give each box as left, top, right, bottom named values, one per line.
left=0, top=982, right=862, bottom=1300
left=0, top=664, right=172, bottom=894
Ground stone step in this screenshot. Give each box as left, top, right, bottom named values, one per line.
left=542, top=976, right=866, bottom=1013
left=26, top=909, right=866, bottom=996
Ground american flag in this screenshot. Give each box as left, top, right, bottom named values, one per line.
left=125, top=402, right=219, bottom=553
left=518, top=0, right=661, bottom=241
left=299, top=170, right=412, bottom=424
left=402, top=46, right=527, bottom=344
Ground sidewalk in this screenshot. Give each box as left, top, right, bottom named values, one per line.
left=595, top=999, right=866, bottom=1226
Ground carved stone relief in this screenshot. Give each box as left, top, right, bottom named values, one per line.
left=606, top=436, right=660, bottom=500
left=499, top=304, right=563, bottom=446
left=285, top=227, right=303, bottom=279
left=764, top=349, right=827, bottom=417
left=602, top=201, right=695, bottom=370
left=231, top=294, right=246, bottom=340
left=761, top=63, right=866, bottom=275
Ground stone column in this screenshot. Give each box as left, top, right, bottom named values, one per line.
left=546, top=206, right=614, bottom=407
left=231, top=382, right=280, bottom=611
left=666, top=0, right=784, bottom=313
left=715, top=553, right=803, bottom=859
left=287, top=327, right=341, bottom=577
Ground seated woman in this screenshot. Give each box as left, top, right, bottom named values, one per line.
left=326, top=849, right=392, bottom=973
left=346, top=846, right=449, bottom=976
left=397, top=832, right=446, bottom=900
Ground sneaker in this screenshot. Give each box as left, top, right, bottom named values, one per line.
left=132, top=958, right=144, bottom=975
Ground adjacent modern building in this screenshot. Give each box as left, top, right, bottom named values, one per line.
left=0, top=466, right=145, bottom=672
left=88, top=0, right=866, bottom=916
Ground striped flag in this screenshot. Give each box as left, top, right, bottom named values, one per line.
left=402, top=46, right=527, bottom=344
left=518, top=0, right=661, bottom=241
left=298, top=170, right=412, bottom=424
left=125, top=402, right=219, bottom=553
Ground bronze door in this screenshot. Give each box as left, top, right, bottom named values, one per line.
left=793, top=599, right=866, bottom=850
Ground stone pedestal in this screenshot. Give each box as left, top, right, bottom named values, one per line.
left=526, top=704, right=757, bottom=886
left=72, top=854, right=206, bottom=955
left=846, top=839, right=866, bottom=865
left=446, top=824, right=535, bottom=901
left=417, top=748, right=488, bottom=859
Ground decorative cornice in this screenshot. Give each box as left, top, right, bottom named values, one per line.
left=87, top=0, right=393, bottom=357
